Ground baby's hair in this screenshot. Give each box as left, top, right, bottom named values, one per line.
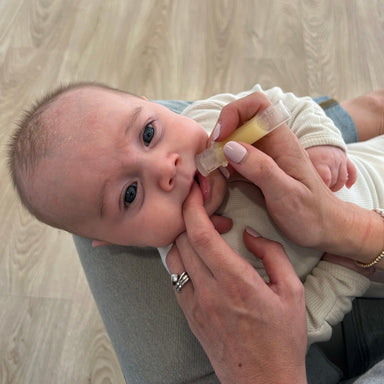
left=7, top=81, right=137, bottom=225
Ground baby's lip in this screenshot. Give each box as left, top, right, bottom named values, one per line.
left=196, top=172, right=210, bottom=202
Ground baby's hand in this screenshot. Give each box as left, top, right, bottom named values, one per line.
left=306, top=145, right=357, bottom=192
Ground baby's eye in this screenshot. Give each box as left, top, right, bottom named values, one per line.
left=142, top=123, right=155, bottom=146
left=124, top=183, right=137, bottom=207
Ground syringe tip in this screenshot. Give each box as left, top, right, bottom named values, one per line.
left=195, top=143, right=228, bottom=176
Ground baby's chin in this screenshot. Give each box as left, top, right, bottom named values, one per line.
left=155, top=171, right=226, bottom=248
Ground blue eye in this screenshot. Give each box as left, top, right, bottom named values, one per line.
left=143, top=123, right=154, bottom=146
left=124, top=183, right=137, bottom=206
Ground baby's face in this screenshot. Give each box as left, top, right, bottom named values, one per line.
left=35, top=88, right=226, bottom=247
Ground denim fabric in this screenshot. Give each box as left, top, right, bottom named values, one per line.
left=152, top=99, right=192, bottom=114
left=314, top=96, right=358, bottom=144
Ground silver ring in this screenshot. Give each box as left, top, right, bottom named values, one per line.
left=171, top=274, right=179, bottom=285
left=170, top=272, right=190, bottom=293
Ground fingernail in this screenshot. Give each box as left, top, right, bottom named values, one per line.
left=245, top=226, right=261, bottom=238
left=212, top=122, right=221, bottom=141
left=224, top=141, right=247, bottom=163
left=219, top=166, right=230, bottom=179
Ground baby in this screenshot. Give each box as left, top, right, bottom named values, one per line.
left=8, top=82, right=384, bottom=345
left=8, top=83, right=353, bottom=246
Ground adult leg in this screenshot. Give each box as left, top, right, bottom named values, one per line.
left=73, top=236, right=219, bottom=384
left=340, top=89, right=384, bottom=141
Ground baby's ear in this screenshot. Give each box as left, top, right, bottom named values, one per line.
left=92, top=239, right=112, bottom=248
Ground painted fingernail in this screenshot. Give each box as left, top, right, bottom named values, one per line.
left=219, top=166, right=230, bottom=179
left=245, top=226, right=261, bottom=238
left=212, top=122, right=221, bottom=141
left=223, top=141, right=247, bottom=163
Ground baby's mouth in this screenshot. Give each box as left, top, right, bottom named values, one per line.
left=195, top=172, right=210, bottom=202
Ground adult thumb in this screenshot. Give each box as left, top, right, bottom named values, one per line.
left=210, top=214, right=233, bottom=234
left=243, top=227, right=299, bottom=287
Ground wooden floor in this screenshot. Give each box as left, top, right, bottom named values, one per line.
left=1, top=1, right=384, bottom=383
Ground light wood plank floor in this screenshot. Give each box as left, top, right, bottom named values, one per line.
left=1, top=1, right=384, bottom=383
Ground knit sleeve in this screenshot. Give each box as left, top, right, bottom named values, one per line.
left=304, top=260, right=370, bottom=345
left=261, top=86, right=347, bottom=151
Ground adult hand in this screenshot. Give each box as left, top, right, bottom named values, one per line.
left=213, top=92, right=384, bottom=264
left=212, top=92, right=337, bottom=248
left=166, top=183, right=308, bottom=384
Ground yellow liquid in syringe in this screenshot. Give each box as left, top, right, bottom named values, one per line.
left=215, top=117, right=269, bottom=149
left=195, top=100, right=290, bottom=176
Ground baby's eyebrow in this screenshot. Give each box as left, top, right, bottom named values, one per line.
left=125, top=106, right=142, bottom=135
left=98, top=179, right=108, bottom=218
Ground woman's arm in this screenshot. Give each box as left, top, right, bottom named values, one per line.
left=214, top=92, right=384, bottom=268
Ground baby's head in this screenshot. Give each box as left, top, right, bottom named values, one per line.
left=8, top=83, right=226, bottom=247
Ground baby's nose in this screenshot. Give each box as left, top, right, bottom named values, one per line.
left=156, top=153, right=180, bottom=192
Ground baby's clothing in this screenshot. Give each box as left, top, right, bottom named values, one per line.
left=159, top=84, right=384, bottom=345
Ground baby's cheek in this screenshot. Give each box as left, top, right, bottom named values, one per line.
left=158, top=215, right=186, bottom=247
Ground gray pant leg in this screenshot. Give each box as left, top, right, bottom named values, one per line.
left=73, top=236, right=219, bottom=384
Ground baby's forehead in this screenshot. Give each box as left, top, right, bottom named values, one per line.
left=47, top=86, right=141, bottom=146
left=50, top=87, right=114, bottom=115
left=47, top=87, right=130, bottom=130
left=37, top=89, right=101, bottom=155
left=43, top=87, right=148, bottom=157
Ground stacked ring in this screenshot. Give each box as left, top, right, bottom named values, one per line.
left=171, top=272, right=190, bottom=293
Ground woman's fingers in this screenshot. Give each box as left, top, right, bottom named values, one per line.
left=243, top=228, right=304, bottom=297
left=222, top=139, right=338, bottom=248
left=166, top=244, right=185, bottom=275
left=181, top=183, right=261, bottom=280
left=211, top=92, right=272, bottom=142
left=224, top=141, right=298, bottom=203
left=210, top=214, right=233, bottom=234
left=166, top=243, right=195, bottom=300
left=166, top=195, right=233, bottom=301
